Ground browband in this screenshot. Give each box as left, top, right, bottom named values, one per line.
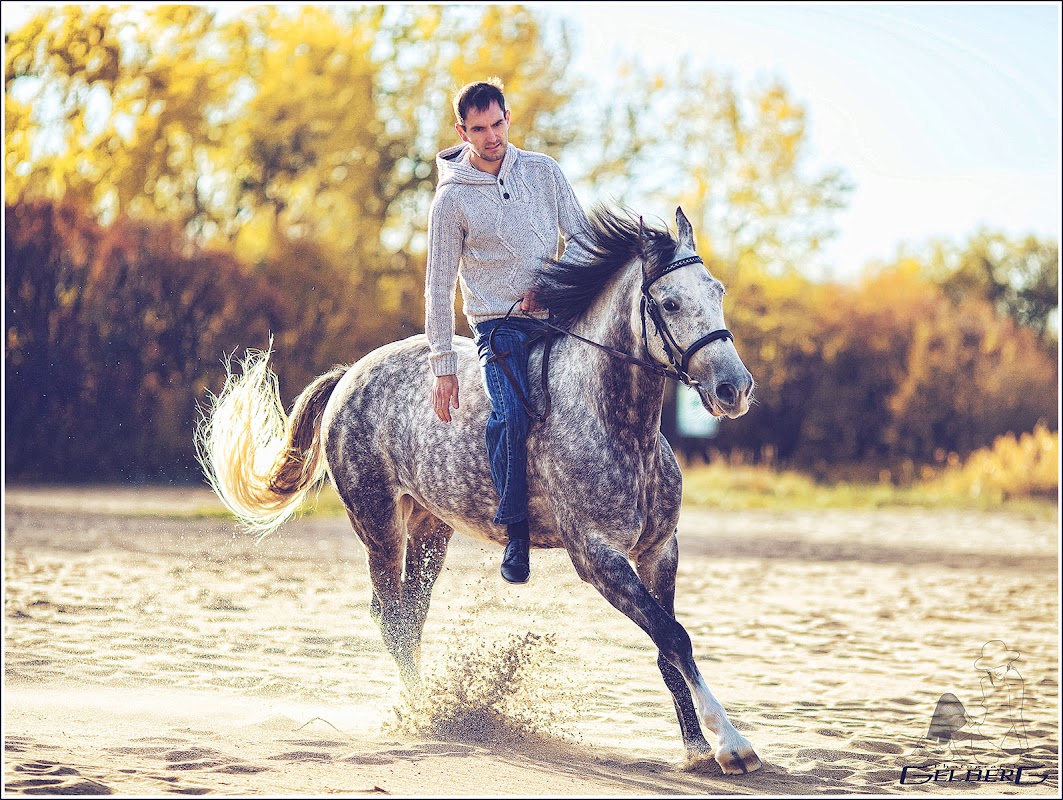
left=654, top=255, right=704, bottom=281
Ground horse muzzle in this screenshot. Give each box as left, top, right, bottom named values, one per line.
left=697, top=369, right=753, bottom=419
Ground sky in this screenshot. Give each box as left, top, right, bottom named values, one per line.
left=3, top=2, right=1060, bottom=280
left=548, top=1, right=1061, bottom=279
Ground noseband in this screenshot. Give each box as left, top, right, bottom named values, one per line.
left=640, top=255, right=733, bottom=388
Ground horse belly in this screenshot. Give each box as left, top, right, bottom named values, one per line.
left=398, top=398, right=563, bottom=548
left=402, top=401, right=501, bottom=539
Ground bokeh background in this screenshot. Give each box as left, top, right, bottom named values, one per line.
left=3, top=3, right=1059, bottom=504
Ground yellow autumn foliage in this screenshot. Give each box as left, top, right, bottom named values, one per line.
left=932, top=426, right=1059, bottom=502
left=4, top=4, right=1057, bottom=482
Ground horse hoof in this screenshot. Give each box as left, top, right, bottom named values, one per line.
left=716, top=745, right=763, bottom=775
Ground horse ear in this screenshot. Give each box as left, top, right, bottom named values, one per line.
left=637, top=216, right=657, bottom=278
left=675, top=206, right=696, bottom=252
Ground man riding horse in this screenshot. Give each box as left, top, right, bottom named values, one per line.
left=425, top=77, right=594, bottom=584
left=196, top=80, right=762, bottom=773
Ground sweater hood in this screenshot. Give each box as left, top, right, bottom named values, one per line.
left=435, top=143, right=518, bottom=187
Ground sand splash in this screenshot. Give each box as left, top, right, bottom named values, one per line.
left=382, top=630, right=571, bottom=745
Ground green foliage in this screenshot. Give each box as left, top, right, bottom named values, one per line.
left=925, top=230, right=1059, bottom=348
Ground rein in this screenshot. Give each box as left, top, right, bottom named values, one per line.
left=485, top=316, right=558, bottom=423
left=490, top=253, right=734, bottom=421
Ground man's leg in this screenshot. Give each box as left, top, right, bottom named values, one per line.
left=474, top=318, right=535, bottom=583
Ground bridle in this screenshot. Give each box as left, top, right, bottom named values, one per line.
left=491, top=250, right=735, bottom=423
left=525, top=252, right=734, bottom=390
left=638, top=254, right=734, bottom=388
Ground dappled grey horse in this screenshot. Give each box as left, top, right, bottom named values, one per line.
left=196, top=206, right=761, bottom=774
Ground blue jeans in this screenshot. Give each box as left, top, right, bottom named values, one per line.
left=473, top=317, right=540, bottom=526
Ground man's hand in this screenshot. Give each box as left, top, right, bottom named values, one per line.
left=520, top=289, right=544, bottom=313
left=432, top=374, right=460, bottom=423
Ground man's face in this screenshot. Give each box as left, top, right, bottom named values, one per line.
left=456, top=101, right=510, bottom=166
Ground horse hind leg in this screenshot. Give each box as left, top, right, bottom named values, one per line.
left=565, top=533, right=762, bottom=775
left=343, top=490, right=452, bottom=689
left=340, top=481, right=423, bottom=688
left=399, top=503, right=453, bottom=680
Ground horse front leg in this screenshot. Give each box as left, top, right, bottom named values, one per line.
left=566, top=533, right=762, bottom=775
left=633, top=530, right=712, bottom=760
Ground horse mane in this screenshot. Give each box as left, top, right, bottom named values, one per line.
left=534, top=205, right=677, bottom=329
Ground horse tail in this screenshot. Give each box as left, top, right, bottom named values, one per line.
left=195, top=346, right=347, bottom=539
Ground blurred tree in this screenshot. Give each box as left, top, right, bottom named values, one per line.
left=712, top=267, right=836, bottom=462
left=714, top=259, right=1057, bottom=475
left=5, top=199, right=283, bottom=480
left=924, top=230, right=1059, bottom=348
left=3, top=4, right=582, bottom=479
left=884, top=291, right=1054, bottom=462
left=6, top=5, right=1054, bottom=483
left=5, top=6, right=229, bottom=219
left=568, top=58, right=852, bottom=277
left=4, top=5, right=579, bottom=376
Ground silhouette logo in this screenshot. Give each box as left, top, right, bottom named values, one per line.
left=899, top=640, right=1052, bottom=787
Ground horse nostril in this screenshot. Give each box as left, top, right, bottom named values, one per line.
left=716, top=382, right=739, bottom=408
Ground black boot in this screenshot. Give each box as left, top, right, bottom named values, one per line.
left=501, top=537, right=530, bottom=583
left=501, top=521, right=530, bottom=584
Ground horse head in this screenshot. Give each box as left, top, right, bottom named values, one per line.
left=639, top=207, right=754, bottom=419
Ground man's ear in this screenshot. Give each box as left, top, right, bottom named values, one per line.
left=455, top=122, right=468, bottom=143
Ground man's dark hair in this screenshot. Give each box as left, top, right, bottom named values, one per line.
left=453, top=78, right=506, bottom=127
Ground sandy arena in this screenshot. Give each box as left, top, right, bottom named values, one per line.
left=3, top=486, right=1059, bottom=795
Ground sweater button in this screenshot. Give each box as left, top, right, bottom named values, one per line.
left=503, top=193, right=510, bottom=199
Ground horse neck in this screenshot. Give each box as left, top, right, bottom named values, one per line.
left=567, top=260, right=666, bottom=448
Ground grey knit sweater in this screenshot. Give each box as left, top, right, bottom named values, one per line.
left=424, top=142, right=594, bottom=376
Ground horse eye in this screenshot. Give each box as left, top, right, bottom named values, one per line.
left=662, top=297, right=680, bottom=313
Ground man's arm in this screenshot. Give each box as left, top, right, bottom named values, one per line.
left=425, top=189, right=464, bottom=421
left=519, top=289, right=543, bottom=313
